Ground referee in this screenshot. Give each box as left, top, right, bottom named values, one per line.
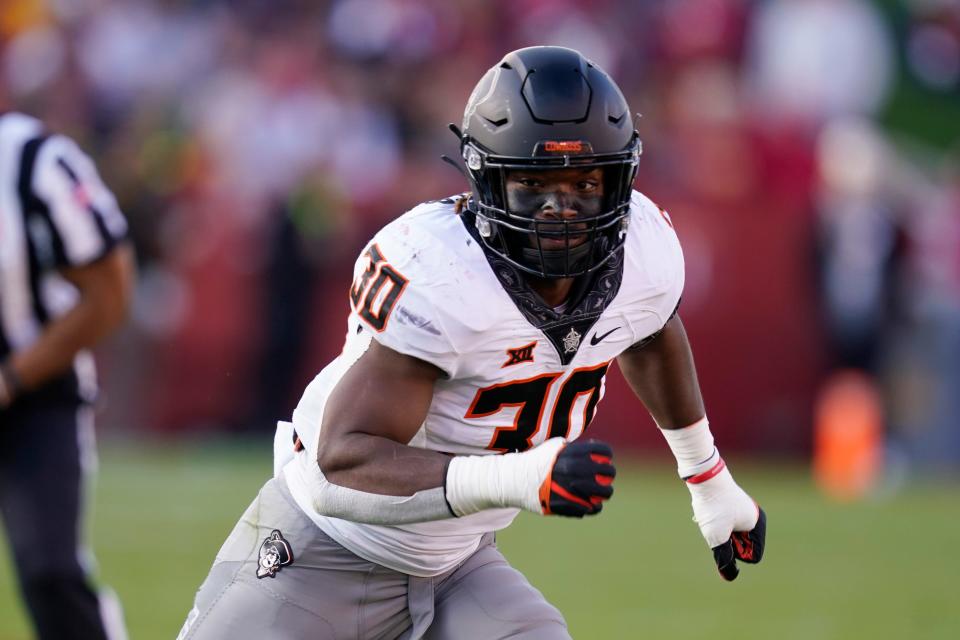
left=0, top=112, right=134, bottom=639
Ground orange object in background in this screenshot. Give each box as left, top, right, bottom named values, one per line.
left=813, top=370, right=885, bottom=501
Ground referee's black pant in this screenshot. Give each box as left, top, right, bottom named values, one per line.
left=0, top=401, right=122, bottom=640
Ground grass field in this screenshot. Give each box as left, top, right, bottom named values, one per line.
left=0, top=440, right=957, bottom=640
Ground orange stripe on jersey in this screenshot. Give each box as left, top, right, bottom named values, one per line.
left=658, top=206, right=673, bottom=228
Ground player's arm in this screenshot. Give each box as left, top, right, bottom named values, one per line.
left=317, top=338, right=450, bottom=495
left=0, top=244, right=135, bottom=407
left=615, top=312, right=705, bottom=429
left=616, top=314, right=766, bottom=581
left=309, top=338, right=615, bottom=524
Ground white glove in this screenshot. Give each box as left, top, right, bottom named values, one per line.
left=686, top=458, right=759, bottom=548
left=660, top=418, right=767, bottom=581
left=685, top=456, right=766, bottom=581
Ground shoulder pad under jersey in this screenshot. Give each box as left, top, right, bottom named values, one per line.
left=618, top=190, right=685, bottom=334
left=349, top=198, right=507, bottom=377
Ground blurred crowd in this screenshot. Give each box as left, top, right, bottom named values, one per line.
left=2, top=0, right=958, bottom=476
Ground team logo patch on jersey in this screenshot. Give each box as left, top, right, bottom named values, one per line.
left=562, top=328, right=582, bottom=354
left=256, top=530, right=294, bottom=579
left=503, top=341, right=537, bottom=367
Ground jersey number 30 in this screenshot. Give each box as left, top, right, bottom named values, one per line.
left=465, top=362, right=610, bottom=452
left=350, top=244, right=408, bottom=332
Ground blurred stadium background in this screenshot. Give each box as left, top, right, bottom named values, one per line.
left=1, top=0, right=959, bottom=638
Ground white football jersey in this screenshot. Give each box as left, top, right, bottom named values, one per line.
left=283, top=190, right=684, bottom=576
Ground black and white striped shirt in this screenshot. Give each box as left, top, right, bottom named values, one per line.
left=0, top=112, right=128, bottom=404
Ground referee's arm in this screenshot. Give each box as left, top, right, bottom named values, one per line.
left=2, top=243, right=135, bottom=400
left=1, top=127, right=138, bottom=407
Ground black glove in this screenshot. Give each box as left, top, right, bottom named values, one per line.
left=712, top=506, right=766, bottom=581
left=540, top=439, right=616, bottom=517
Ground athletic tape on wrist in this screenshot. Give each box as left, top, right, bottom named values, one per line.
left=658, top=416, right=718, bottom=478
left=445, top=438, right=566, bottom=516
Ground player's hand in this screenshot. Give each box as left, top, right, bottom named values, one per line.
left=685, top=460, right=766, bottom=581
left=710, top=506, right=765, bottom=581
left=445, top=437, right=616, bottom=518
left=537, top=439, right=616, bottom=517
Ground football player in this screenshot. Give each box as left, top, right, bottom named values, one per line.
left=179, top=46, right=766, bottom=640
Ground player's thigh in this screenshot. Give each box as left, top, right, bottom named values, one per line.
left=179, top=561, right=336, bottom=640
left=181, top=477, right=412, bottom=640
left=427, top=540, right=570, bottom=640
left=183, top=559, right=412, bottom=640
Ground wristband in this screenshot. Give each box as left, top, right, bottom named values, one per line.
left=684, top=457, right=726, bottom=484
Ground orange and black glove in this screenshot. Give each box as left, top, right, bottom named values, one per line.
left=539, top=439, right=616, bottom=517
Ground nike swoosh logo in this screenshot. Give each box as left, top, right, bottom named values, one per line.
left=589, top=327, right=621, bottom=346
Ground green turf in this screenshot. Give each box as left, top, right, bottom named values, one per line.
left=0, top=442, right=957, bottom=639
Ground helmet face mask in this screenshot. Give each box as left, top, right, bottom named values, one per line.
left=458, top=46, right=641, bottom=279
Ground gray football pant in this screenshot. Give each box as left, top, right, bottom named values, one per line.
left=179, top=477, right=571, bottom=640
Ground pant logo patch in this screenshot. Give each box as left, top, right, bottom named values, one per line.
left=256, top=529, right=294, bottom=579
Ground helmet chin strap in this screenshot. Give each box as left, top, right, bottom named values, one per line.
left=520, top=241, right=593, bottom=277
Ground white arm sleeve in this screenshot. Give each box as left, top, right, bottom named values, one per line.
left=305, top=459, right=454, bottom=525
left=301, top=437, right=568, bottom=524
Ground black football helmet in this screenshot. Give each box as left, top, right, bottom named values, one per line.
left=457, top=46, right=641, bottom=278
